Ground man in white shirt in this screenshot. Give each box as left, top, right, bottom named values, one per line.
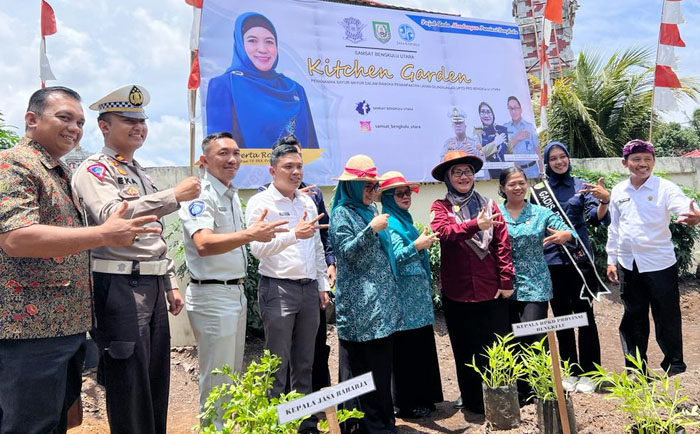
left=179, top=132, right=289, bottom=421
left=245, top=144, right=330, bottom=426
left=606, top=139, right=700, bottom=375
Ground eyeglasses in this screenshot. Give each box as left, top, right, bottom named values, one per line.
left=450, top=169, right=475, bottom=178
left=479, top=110, right=492, bottom=115
left=394, top=190, right=412, bottom=199
left=363, top=183, right=379, bottom=192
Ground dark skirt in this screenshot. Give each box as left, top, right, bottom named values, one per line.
left=393, top=325, right=443, bottom=411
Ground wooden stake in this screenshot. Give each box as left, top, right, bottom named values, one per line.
left=324, top=406, right=341, bottom=434
left=547, top=330, right=571, bottom=434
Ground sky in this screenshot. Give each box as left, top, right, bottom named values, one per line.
left=1, top=0, right=698, bottom=167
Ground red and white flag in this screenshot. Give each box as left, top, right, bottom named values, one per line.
left=186, top=0, right=203, bottom=121
left=40, top=0, right=57, bottom=86
left=653, top=0, right=685, bottom=111
left=538, top=0, right=558, bottom=132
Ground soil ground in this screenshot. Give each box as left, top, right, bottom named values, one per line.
left=71, top=279, right=700, bottom=433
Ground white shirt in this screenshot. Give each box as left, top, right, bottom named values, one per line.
left=606, top=174, right=693, bottom=272
left=180, top=171, right=247, bottom=280
left=245, top=184, right=330, bottom=292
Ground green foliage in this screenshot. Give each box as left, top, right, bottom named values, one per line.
left=653, top=122, right=700, bottom=157
left=414, top=222, right=442, bottom=310
left=571, top=168, right=700, bottom=277
left=546, top=47, right=699, bottom=158
left=466, top=333, right=525, bottom=388
left=198, top=350, right=362, bottom=433
left=0, top=111, right=20, bottom=150
left=520, top=338, right=574, bottom=402
left=587, top=350, right=700, bottom=433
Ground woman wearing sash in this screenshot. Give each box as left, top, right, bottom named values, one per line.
left=379, top=171, right=443, bottom=419
left=329, top=155, right=401, bottom=434
left=429, top=150, right=513, bottom=414
left=540, top=141, right=610, bottom=393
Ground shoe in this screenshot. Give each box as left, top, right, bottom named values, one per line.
left=453, top=396, right=464, bottom=409
left=395, top=407, right=431, bottom=419
left=575, top=377, right=596, bottom=394
left=562, top=376, right=578, bottom=392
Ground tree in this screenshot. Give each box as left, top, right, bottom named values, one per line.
left=653, top=122, right=700, bottom=157
left=0, top=111, right=20, bottom=150
left=545, top=47, right=699, bottom=158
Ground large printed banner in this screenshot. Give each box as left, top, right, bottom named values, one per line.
left=200, top=0, right=540, bottom=188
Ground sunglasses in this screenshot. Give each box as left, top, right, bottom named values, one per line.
left=363, top=183, right=379, bottom=192
left=393, top=190, right=412, bottom=199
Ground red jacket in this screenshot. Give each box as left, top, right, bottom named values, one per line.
left=430, top=198, right=514, bottom=303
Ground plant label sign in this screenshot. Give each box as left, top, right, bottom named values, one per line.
left=276, top=372, right=375, bottom=424
left=512, top=313, right=589, bottom=337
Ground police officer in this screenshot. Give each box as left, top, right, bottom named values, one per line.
left=179, top=132, right=288, bottom=426
left=71, top=85, right=201, bottom=434
left=440, top=108, right=486, bottom=178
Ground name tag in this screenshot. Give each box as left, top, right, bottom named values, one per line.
left=618, top=197, right=631, bottom=204
left=278, top=211, right=291, bottom=217
left=218, top=207, right=228, bottom=212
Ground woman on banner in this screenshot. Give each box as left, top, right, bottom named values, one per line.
left=429, top=150, right=513, bottom=414
left=535, top=141, right=611, bottom=393
left=329, top=155, right=400, bottom=434
left=205, top=12, right=319, bottom=148
left=378, top=171, right=443, bottom=420
left=475, top=101, right=510, bottom=179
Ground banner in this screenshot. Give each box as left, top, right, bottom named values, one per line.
left=200, top=0, right=538, bottom=188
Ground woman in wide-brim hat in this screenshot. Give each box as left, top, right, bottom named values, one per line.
left=329, top=155, right=401, bottom=434
left=429, top=150, right=514, bottom=413
left=378, top=171, right=444, bottom=419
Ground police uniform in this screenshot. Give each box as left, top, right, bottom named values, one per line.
left=71, top=85, right=178, bottom=434
left=179, top=170, right=248, bottom=418
left=441, top=108, right=487, bottom=179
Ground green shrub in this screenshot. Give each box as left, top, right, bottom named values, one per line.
left=572, top=168, right=700, bottom=277
left=466, top=333, right=525, bottom=388
left=198, top=350, right=362, bottom=433
left=587, top=350, right=700, bottom=433
left=520, top=337, right=574, bottom=402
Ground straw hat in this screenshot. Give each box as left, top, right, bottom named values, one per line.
left=431, top=150, right=484, bottom=181
left=378, top=171, right=420, bottom=193
left=333, top=154, right=382, bottom=181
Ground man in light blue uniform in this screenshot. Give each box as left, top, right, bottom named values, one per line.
left=504, top=96, right=542, bottom=178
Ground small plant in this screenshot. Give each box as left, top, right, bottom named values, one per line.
left=587, top=350, right=700, bottom=434
left=198, top=350, right=362, bottom=434
left=467, top=333, right=524, bottom=388
left=520, top=337, right=574, bottom=402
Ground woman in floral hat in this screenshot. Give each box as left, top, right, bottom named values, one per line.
left=429, top=150, right=513, bottom=414
left=329, top=155, right=401, bottom=434
left=379, top=171, right=443, bottom=419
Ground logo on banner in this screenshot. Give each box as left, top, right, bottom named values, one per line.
left=355, top=100, right=371, bottom=115
left=359, top=121, right=372, bottom=132
left=338, top=17, right=366, bottom=43
left=372, top=21, right=391, bottom=43
left=398, top=24, right=415, bottom=42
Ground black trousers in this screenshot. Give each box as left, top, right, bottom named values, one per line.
left=509, top=300, right=548, bottom=401
left=618, top=262, right=685, bottom=375
left=442, top=297, right=509, bottom=412
left=312, top=307, right=331, bottom=392
left=0, top=333, right=85, bottom=434
left=549, top=264, right=601, bottom=374
left=92, top=273, right=171, bottom=434
left=338, top=336, right=395, bottom=434
left=393, top=325, right=443, bottom=411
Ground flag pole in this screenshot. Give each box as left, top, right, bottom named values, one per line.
left=189, top=50, right=196, bottom=176
left=649, top=0, right=667, bottom=141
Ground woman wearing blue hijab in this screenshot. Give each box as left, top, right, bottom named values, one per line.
left=329, top=155, right=401, bottom=434
left=379, top=171, right=443, bottom=420
left=206, top=12, right=319, bottom=148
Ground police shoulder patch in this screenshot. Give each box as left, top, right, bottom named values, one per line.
left=188, top=200, right=205, bottom=217
left=87, top=163, right=107, bottom=181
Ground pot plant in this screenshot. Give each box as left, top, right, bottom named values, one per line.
left=587, top=349, right=700, bottom=434
left=466, top=333, right=524, bottom=429
left=198, top=350, right=363, bottom=433
left=520, top=337, right=577, bottom=434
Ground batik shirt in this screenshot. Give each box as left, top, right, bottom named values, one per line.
left=0, top=138, right=91, bottom=339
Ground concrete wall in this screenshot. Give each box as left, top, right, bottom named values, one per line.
left=147, top=157, right=700, bottom=346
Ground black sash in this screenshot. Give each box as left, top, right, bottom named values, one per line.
left=530, top=180, right=611, bottom=305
